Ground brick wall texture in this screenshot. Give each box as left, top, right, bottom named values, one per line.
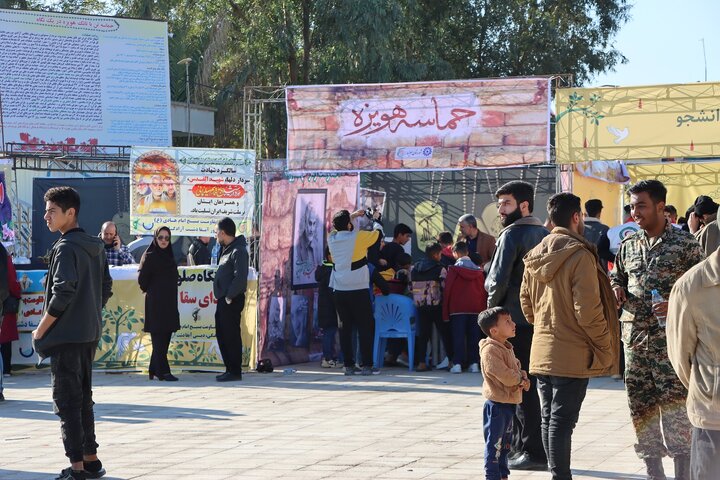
left=286, top=78, right=550, bottom=172
left=258, top=173, right=358, bottom=365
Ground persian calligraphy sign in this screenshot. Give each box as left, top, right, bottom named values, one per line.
left=556, top=82, right=720, bottom=163
left=286, top=78, right=551, bottom=172
left=130, top=147, right=255, bottom=237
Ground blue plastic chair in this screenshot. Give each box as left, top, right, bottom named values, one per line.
left=373, top=294, right=418, bottom=371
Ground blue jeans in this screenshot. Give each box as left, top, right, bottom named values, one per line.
left=322, top=326, right=339, bottom=361
left=692, top=427, right=720, bottom=480
left=450, top=314, right=480, bottom=366
left=484, top=400, right=514, bottom=480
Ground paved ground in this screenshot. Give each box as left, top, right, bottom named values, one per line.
left=1, top=364, right=677, bottom=479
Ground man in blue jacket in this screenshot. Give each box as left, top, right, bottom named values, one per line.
left=486, top=180, right=549, bottom=471
left=33, top=186, right=113, bottom=480
left=212, top=217, right=249, bottom=382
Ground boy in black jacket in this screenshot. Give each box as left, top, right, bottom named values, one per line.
left=411, top=242, right=453, bottom=371
left=33, top=187, right=112, bottom=480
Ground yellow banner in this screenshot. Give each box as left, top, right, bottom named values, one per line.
left=556, top=82, right=720, bottom=163
left=626, top=162, right=720, bottom=214
left=96, top=266, right=257, bottom=370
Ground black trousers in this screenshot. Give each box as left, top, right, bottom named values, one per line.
left=334, top=289, right=374, bottom=368
left=50, top=342, right=99, bottom=463
left=0, top=342, right=11, bottom=374
left=509, top=326, right=547, bottom=462
left=215, top=294, right=245, bottom=375
left=149, top=332, right=172, bottom=376
left=536, top=375, right=589, bottom=480
left=415, top=305, right=452, bottom=364
left=691, top=427, right=720, bottom=480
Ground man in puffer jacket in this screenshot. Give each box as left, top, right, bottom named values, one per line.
left=521, top=192, right=619, bottom=480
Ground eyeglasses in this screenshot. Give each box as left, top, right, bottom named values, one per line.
left=157, top=235, right=170, bottom=241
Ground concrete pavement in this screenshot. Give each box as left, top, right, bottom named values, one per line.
left=0, top=365, right=675, bottom=479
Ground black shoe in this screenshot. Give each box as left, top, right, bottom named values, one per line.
left=56, top=467, right=88, bottom=480
left=83, top=460, right=106, bottom=479
left=216, top=372, right=242, bottom=382
left=0, top=392, right=4, bottom=402
left=215, top=372, right=227, bottom=379
left=159, top=373, right=179, bottom=382
left=507, top=452, right=548, bottom=471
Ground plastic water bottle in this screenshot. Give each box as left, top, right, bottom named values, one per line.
left=650, top=289, right=666, bottom=327
left=210, top=243, right=220, bottom=267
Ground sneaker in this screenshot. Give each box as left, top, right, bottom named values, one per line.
left=507, top=452, right=547, bottom=471
left=83, top=460, right=106, bottom=479
left=469, top=363, right=480, bottom=373
left=56, top=467, right=89, bottom=480
left=321, top=359, right=334, bottom=368
left=450, top=364, right=462, bottom=374
left=361, top=367, right=381, bottom=376
left=344, top=366, right=357, bottom=376
left=436, top=356, right=450, bottom=369
left=396, top=354, right=409, bottom=367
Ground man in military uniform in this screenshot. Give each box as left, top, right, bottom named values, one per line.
left=610, top=180, right=704, bottom=480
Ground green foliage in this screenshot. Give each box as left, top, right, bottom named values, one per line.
left=9, top=0, right=631, bottom=148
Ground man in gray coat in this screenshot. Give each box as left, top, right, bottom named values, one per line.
left=213, top=217, right=249, bottom=382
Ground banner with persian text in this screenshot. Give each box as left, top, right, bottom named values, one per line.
left=130, top=147, right=255, bottom=237
left=0, top=8, right=171, bottom=148
left=14, top=266, right=257, bottom=369
left=556, top=82, right=720, bottom=163
left=286, top=78, right=550, bottom=172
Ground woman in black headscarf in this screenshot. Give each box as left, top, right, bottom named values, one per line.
left=138, top=226, right=180, bottom=381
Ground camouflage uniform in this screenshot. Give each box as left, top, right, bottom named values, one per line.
left=610, top=220, right=704, bottom=459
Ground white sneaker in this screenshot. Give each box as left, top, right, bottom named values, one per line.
left=321, top=359, right=334, bottom=368
left=469, top=363, right=480, bottom=373
left=436, top=357, right=450, bottom=369
left=450, top=364, right=462, bottom=374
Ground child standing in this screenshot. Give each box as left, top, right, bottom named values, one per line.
left=442, top=241, right=487, bottom=373
left=478, top=307, right=530, bottom=480
left=315, top=247, right=340, bottom=368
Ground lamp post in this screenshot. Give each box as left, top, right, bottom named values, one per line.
left=177, top=57, right=193, bottom=147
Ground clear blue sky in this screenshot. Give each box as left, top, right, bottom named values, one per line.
left=590, top=0, right=720, bottom=87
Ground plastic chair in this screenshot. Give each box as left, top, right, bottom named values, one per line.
left=373, top=294, right=418, bottom=371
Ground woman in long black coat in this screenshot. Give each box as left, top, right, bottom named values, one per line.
left=138, top=226, right=180, bottom=381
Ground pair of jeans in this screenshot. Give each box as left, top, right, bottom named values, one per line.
left=51, top=342, right=99, bottom=463
left=415, top=305, right=452, bottom=364
left=215, top=295, right=245, bottom=375
left=536, top=375, right=589, bottom=480
left=691, top=427, right=720, bottom=480
left=483, top=400, right=514, bottom=480
left=334, top=289, right=374, bottom=368
left=322, top=326, right=338, bottom=361
left=509, top=326, right=546, bottom=462
left=450, top=313, right=480, bottom=366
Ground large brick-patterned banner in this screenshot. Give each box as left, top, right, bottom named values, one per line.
left=286, top=78, right=550, bottom=172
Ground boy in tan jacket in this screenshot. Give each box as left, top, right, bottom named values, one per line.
left=479, top=307, right=530, bottom=480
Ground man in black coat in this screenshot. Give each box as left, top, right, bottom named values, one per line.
left=485, top=180, right=549, bottom=471
left=212, top=217, right=249, bottom=382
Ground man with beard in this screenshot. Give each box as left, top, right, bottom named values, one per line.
left=611, top=180, right=704, bottom=480
left=295, top=203, right=322, bottom=284
left=485, top=180, right=549, bottom=471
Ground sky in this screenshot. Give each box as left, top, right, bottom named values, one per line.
left=590, top=0, right=720, bottom=88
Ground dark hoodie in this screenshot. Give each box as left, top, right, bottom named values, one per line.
left=213, top=235, right=249, bottom=301
left=34, top=228, right=113, bottom=358
left=442, top=263, right=488, bottom=321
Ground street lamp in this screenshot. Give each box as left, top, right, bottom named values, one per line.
left=177, top=57, right=193, bottom=147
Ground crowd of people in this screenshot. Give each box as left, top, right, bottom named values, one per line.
left=319, top=179, right=719, bottom=480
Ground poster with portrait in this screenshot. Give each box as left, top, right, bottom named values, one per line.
left=291, top=189, right=326, bottom=289
left=130, top=147, right=255, bottom=237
